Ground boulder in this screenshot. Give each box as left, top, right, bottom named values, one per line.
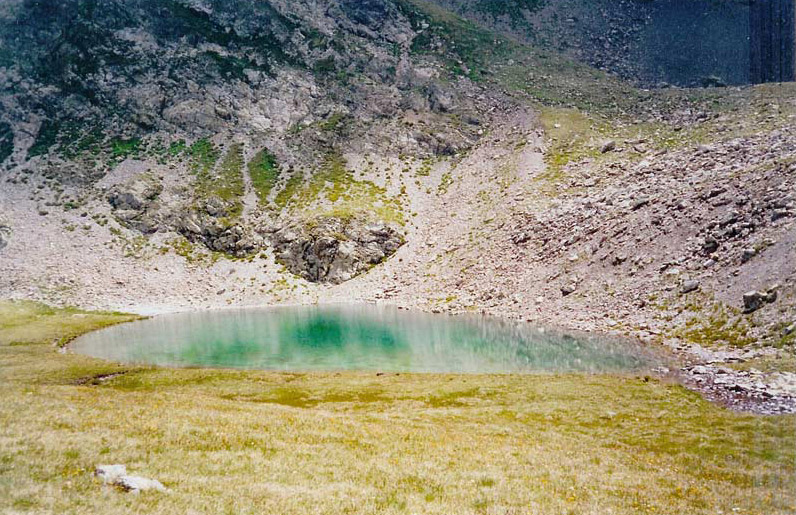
left=741, top=248, right=757, bottom=263
left=743, top=286, right=779, bottom=313
left=743, top=291, right=764, bottom=313
left=680, top=280, right=700, bottom=295
left=107, top=175, right=164, bottom=234
left=561, top=283, right=577, bottom=296
left=600, top=140, right=617, bottom=153
left=107, top=175, right=162, bottom=212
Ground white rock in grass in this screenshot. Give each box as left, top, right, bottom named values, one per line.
left=114, top=475, right=167, bottom=494
left=94, top=464, right=127, bottom=484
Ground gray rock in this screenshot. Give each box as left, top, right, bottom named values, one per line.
left=741, top=248, right=757, bottom=263
left=764, top=284, right=780, bottom=303
left=631, top=197, right=650, bottom=210
left=95, top=464, right=127, bottom=484
left=600, top=140, right=617, bottom=153
left=743, top=291, right=764, bottom=313
left=108, top=175, right=165, bottom=235
left=560, top=283, right=577, bottom=296
left=107, top=175, right=162, bottom=212
left=680, top=280, right=700, bottom=294
left=702, top=237, right=719, bottom=254
left=743, top=287, right=778, bottom=314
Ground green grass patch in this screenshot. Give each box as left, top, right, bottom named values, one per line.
left=248, top=148, right=280, bottom=205
left=397, top=0, right=514, bottom=80
left=189, top=139, right=244, bottom=220
left=27, top=120, right=61, bottom=159
left=274, top=154, right=404, bottom=225
left=0, top=301, right=140, bottom=348
left=110, top=137, right=141, bottom=160
left=675, top=304, right=756, bottom=348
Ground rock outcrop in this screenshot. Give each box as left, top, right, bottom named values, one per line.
left=271, top=217, right=404, bottom=283
left=107, top=174, right=164, bottom=234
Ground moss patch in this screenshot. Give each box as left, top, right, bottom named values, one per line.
left=189, top=140, right=244, bottom=220
left=274, top=154, right=404, bottom=225
left=248, top=148, right=280, bottom=205
left=675, top=304, right=756, bottom=348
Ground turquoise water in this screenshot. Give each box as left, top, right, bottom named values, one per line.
left=70, top=305, right=660, bottom=373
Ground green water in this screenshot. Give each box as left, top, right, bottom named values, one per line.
left=70, top=305, right=660, bottom=373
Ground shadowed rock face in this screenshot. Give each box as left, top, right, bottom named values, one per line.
left=0, top=225, right=9, bottom=252
left=272, top=217, right=404, bottom=284
left=429, top=0, right=751, bottom=87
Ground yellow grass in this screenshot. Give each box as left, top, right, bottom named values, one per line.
left=0, top=301, right=794, bottom=514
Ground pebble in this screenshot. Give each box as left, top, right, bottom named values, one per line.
left=741, top=248, right=756, bottom=263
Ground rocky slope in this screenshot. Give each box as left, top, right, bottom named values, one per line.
left=1, top=0, right=508, bottom=277
left=0, top=0, right=794, bottom=412
left=431, top=0, right=751, bottom=87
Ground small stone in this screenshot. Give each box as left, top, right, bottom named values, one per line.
left=600, top=140, right=617, bottom=153
left=611, top=253, right=628, bottom=266
left=561, top=283, right=577, bottom=296
left=680, top=280, right=700, bottom=294
left=783, top=323, right=795, bottom=336
left=702, top=237, right=719, bottom=254
left=631, top=197, right=650, bottom=210
left=741, top=248, right=756, bottom=263
left=763, top=287, right=778, bottom=304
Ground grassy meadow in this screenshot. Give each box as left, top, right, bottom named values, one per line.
left=0, top=301, right=794, bottom=515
